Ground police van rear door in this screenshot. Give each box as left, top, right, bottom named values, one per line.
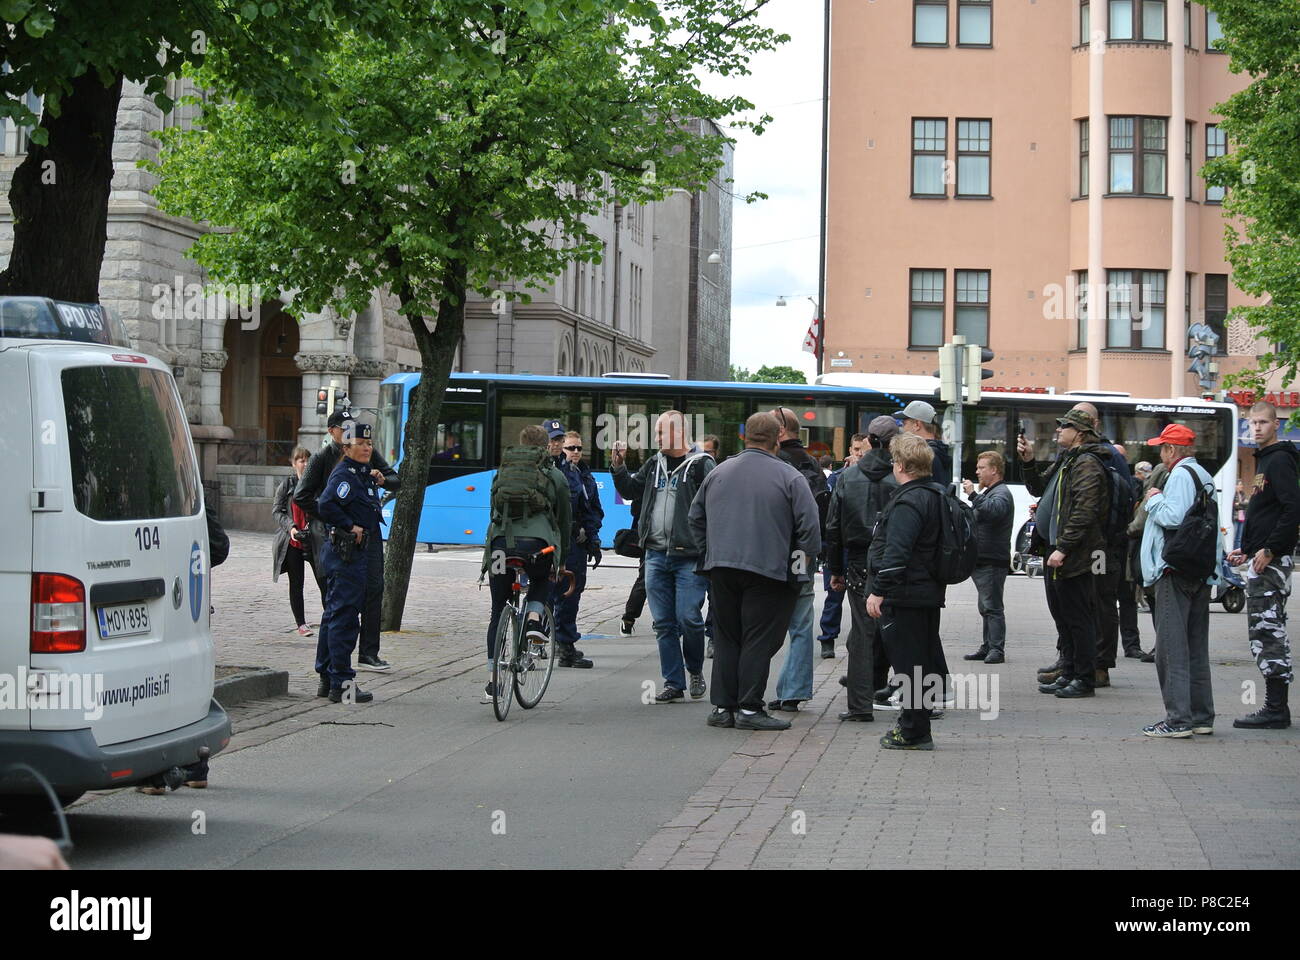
left=28, top=345, right=213, bottom=749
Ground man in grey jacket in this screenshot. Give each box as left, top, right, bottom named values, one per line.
left=689, top=412, right=822, bottom=731
left=612, top=410, right=715, bottom=703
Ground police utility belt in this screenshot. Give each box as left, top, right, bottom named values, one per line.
left=327, top=525, right=370, bottom=563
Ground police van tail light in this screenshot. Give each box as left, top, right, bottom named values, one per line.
left=32, top=573, right=86, bottom=653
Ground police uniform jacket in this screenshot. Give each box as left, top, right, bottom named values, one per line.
left=317, top=457, right=384, bottom=545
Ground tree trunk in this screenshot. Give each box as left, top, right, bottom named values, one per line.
left=381, top=265, right=468, bottom=632
left=0, top=71, right=124, bottom=301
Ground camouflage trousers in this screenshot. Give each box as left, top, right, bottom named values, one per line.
left=1246, top=555, right=1293, bottom=684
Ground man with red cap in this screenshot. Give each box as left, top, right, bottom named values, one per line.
left=1139, top=423, right=1222, bottom=737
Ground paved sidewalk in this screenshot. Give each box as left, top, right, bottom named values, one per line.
left=626, top=575, right=1300, bottom=870
left=210, top=532, right=634, bottom=753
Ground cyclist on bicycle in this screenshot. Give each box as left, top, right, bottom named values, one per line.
left=480, top=424, right=572, bottom=703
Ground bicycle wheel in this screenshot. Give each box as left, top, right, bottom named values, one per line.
left=514, top=604, right=557, bottom=709
left=492, top=609, right=517, bottom=722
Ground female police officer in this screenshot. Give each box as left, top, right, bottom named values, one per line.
left=316, top=422, right=383, bottom=703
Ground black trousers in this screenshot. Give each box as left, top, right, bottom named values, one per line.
left=486, top=537, right=553, bottom=660
left=283, top=545, right=319, bottom=626
left=624, top=556, right=646, bottom=621
left=360, top=541, right=384, bottom=660
left=1094, top=546, right=1123, bottom=668
left=1045, top=571, right=1097, bottom=686
left=708, top=568, right=799, bottom=712
left=879, top=604, right=942, bottom=741
left=843, top=587, right=879, bottom=714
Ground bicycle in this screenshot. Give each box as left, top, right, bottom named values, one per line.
left=492, top=545, right=576, bottom=721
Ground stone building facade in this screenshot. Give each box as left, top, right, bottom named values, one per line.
left=1, top=81, right=734, bottom=528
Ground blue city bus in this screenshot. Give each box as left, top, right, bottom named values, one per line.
left=374, top=371, right=1238, bottom=553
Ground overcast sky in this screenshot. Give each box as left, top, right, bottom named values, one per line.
left=706, top=0, right=824, bottom=382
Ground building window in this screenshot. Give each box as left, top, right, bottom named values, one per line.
left=1185, top=121, right=1193, bottom=200
left=955, top=270, right=990, bottom=345
left=1077, top=270, right=1089, bottom=349
left=1109, top=0, right=1134, bottom=39
left=1080, top=0, right=1091, bottom=44
left=1107, top=269, right=1166, bottom=349
left=1108, top=0, right=1167, bottom=41
left=957, top=0, right=992, bottom=45
left=1205, top=124, right=1226, bottom=203
left=956, top=119, right=991, bottom=197
left=1206, top=8, right=1224, bottom=50
left=1109, top=116, right=1167, bottom=195
left=1184, top=0, right=1192, bottom=46
left=1079, top=118, right=1090, bottom=197
left=1205, top=274, right=1228, bottom=354
left=914, top=0, right=949, bottom=45
left=912, top=118, right=948, bottom=197
left=910, top=269, right=945, bottom=348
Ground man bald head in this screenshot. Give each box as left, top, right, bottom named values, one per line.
left=1070, top=400, right=1099, bottom=421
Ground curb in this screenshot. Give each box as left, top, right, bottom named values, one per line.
left=214, top=667, right=290, bottom=708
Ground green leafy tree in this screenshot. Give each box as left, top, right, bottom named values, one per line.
left=149, top=1, right=785, bottom=629
left=750, top=364, right=806, bottom=384
left=0, top=0, right=398, bottom=300
left=728, top=364, right=752, bottom=382
left=1202, top=0, right=1300, bottom=392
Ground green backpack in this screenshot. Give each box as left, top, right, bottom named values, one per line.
left=492, top=445, right=553, bottom=526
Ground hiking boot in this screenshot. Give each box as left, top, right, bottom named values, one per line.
left=1038, top=656, right=1068, bottom=675
left=1094, top=668, right=1110, bottom=688
left=1233, top=678, right=1291, bottom=729
left=1037, top=666, right=1066, bottom=684
left=879, top=727, right=934, bottom=751
left=689, top=673, right=706, bottom=699
left=963, top=645, right=990, bottom=661
left=654, top=686, right=684, bottom=704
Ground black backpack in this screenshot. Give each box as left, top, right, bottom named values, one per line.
left=1161, top=463, right=1219, bottom=581
left=933, top=486, right=979, bottom=585
left=1084, top=449, right=1135, bottom=544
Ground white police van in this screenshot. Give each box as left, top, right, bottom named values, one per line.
left=0, top=297, right=229, bottom=814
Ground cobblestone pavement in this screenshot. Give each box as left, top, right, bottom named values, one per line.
left=209, top=533, right=1299, bottom=869
left=210, top=531, right=635, bottom=754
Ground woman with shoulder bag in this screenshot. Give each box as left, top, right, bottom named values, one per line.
left=273, top=446, right=323, bottom=636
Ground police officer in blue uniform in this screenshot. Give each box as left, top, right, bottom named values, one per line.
left=316, top=422, right=384, bottom=703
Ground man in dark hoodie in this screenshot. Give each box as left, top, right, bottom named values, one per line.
left=1019, top=408, right=1109, bottom=698
left=866, top=433, right=947, bottom=749
left=826, top=417, right=900, bottom=721
left=895, top=400, right=952, bottom=486
left=1228, top=401, right=1300, bottom=729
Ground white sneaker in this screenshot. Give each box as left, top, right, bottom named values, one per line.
left=481, top=682, right=498, bottom=704
left=619, top=619, right=634, bottom=637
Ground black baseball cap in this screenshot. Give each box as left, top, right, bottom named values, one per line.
left=327, top=409, right=355, bottom=429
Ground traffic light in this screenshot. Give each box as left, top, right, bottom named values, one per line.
left=314, top=383, right=350, bottom=418
left=936, top=343, right=959, bottom=404
left=965, top=345, right=994, bottom=402
left=316, top=387, right=329, bottom=416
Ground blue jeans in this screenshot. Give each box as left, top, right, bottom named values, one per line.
left=775, top=579, right=816, bottom=701
left=551, top=541, right=587, bottom=647
left=645, top=550, right=707, bottom=691
left=817, top=563, right=845, bottom=642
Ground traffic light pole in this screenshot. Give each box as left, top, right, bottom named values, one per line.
left=951, top=335, right=965, bottom=491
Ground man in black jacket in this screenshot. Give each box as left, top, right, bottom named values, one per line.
left=962, top=451, right=1014, bottom=664
left=1228, top=401, right=1300, bottom=728
left=293, top=409, right=400, bottom=672
left=866, top=433, right=947, bottom=750
left=826, top=417, right=899, bottom=721
left=895, top=400, right=952, bottom=486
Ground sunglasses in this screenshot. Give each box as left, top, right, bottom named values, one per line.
left=564, top=445, right=583, bottom=451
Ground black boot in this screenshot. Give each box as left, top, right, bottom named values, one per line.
left=1233, top=677, right=1291, bottom=729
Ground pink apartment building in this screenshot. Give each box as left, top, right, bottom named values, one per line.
left=824, top=0, right=1290, bottom=433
